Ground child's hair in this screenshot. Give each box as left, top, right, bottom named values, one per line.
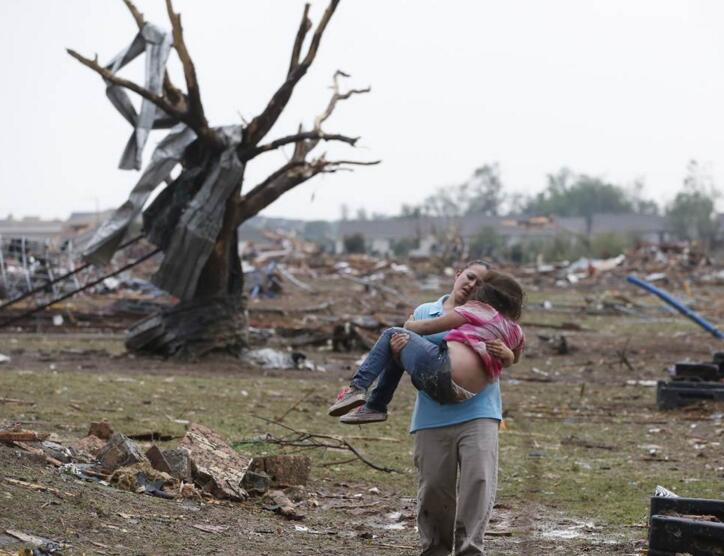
left=470, top=270, right=525, bottom=321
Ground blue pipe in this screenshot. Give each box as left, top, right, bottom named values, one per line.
left=626, top=274, right=724, bottom=339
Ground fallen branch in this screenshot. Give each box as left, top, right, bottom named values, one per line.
left=615, top=338, right=635, bottom=372
left=3, top=477, right=73, bottom=499
left=274, top=390, right=315, bottom=423
left=0, top=430, right=49, bottom=442
left=12, top=441, right=63, bottom=467
left=0, top=398, right=35, bottom=405
left=317, top=457, right=358, bottom=467
left=248, top=415, right=402, bottom=473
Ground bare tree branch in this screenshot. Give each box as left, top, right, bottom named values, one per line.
left=122, top=0, right=145, bottom=28
left=300, top=0, right=339, bottom=68
left=122, top=0, right=187, bottom=108
left=236, top=161, right=323, bottom=223
left=239, top=130, right=359, bottom=162
left=67, top=49, right=188, bottom=124
left=236, top=156, right=378, bottom=225
left=243, top=0, right=340, bottom=147
left=322, top=159, right=381, bottom=167
left=315, top=71, right=371, bottom=129
left=165, top=0, right=209, bottom=138
left=306, top=70, right=370, bottom=153
left=288, top=4, right=311, bottom=74
left=247, top=414, right=402, bottom=473
left=235, top=68, right=375, bottom=219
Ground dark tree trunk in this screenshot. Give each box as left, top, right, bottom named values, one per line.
left=125, top=293, right=247, bottom=358
left=126, top=166, right=248, bottom=358
left=75, top=0, right=369, bottom=359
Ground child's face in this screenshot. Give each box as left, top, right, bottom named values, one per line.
left=452, top=264, right=488, bottom=303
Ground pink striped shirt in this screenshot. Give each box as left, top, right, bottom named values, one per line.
left=444, top=300, right=525, bottom=379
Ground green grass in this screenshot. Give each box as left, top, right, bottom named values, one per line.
left=2, top=366, right=721, bottom=534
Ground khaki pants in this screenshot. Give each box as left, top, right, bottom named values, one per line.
left=413, top=418, right=499, bottom=556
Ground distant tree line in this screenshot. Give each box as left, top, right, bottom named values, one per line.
left=397, top=159, right=721, bottom=243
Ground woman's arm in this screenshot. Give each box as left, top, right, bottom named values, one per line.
left=404, top=311, right=466, bottom=335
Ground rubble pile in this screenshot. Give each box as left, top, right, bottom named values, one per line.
left=518, top=241, right=721, bottom=290
left=0, top=421, right=312, bottom=510
left=3, top=227, right=722, bottom=360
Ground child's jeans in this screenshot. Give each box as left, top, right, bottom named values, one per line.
left=351, top=327, right=459, bottom=405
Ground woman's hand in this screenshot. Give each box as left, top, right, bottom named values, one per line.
left=487, top=339, right=515, bottom=367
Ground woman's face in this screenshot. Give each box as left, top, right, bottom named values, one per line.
left=452, top=264, right=488, bottom=303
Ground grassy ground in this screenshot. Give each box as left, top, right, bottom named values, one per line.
left=0, top=280, right=723, bottom=554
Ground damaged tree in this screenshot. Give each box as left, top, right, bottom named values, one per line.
left=68, top=0, right=375, bottom=357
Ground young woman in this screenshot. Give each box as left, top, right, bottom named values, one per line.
left=339, top=260, right=512, bottom=555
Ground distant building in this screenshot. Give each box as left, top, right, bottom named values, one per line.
left=582, top=213, right=672, bottom=244
left=335, top=214, right=580, bottom=256
left=333, top=212, right=677, bottom=256
left=63, top=211, right=114, bottom=236
left=0, top=216, right=64, bottom=241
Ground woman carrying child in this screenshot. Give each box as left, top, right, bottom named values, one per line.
left=328, top=270, right=524, bottom=414
left=330, top=262, right=523, bottom=555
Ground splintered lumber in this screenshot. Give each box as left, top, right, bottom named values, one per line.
left=179, top=423, right=250, bottom=500
left=5, top=529, right=63, bottom=549
left=10, top=442, right=63, bottom=467
left=249, top=455, right=311, bottom=487
left=0, top=430, right=49, bottom=442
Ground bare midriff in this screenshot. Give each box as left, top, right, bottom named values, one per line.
left=448, top=340, right=492, bottom=393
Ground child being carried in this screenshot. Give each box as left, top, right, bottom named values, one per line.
left=328, top=271, right=525, bottom=417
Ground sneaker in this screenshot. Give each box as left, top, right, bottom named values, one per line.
left=328, top=385, right=367, bottom=416
left=339, top=405, right=388, bottom=425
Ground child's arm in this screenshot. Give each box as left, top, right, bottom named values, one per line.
left=404, top=311, right=466, bottom=336
left=486, top=339, right=516, bottom=367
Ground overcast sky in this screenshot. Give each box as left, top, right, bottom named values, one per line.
left=2, top=0, right=724, bottom=221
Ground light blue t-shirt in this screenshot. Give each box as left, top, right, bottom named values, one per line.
left=409, top=294, right=503, bottom=433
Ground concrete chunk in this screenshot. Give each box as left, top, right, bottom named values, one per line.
left=97, top=433, right=147, bottom=473
left=162, top=448, right=193, bottom=482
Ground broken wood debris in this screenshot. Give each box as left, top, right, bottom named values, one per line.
left=249, top=455, right=311, bottom=488
left=0, top=429, right=50, bottom=443
left=0, top=398, right=35, bottom=405
left=3, top=477, right=74, bottom=499
left=2, top=421, right=265, bottom=505
left=178, top=423, right=250, bottom=501
left=246, top=415, right=401, bottom=474
left=264, top=489, right=305, bottom=521
left=4, top=529, right=65, bottom=553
